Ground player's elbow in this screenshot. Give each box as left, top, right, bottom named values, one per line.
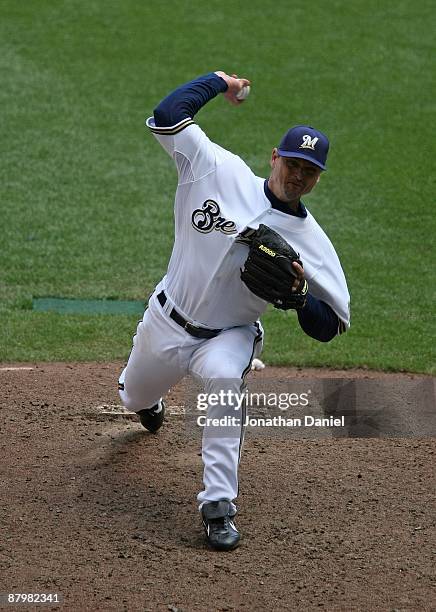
left=306, top=328, right=337, bottom=343
left=316, top=320, right=349, bottom=342
left=319, top=331, right=337, bottom=343
left=153, top=104, right=172, bottom=128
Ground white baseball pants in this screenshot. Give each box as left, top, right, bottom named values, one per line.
left=118, top=290, right=263, bottom=510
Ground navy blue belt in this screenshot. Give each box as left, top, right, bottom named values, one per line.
left=157, top=291, right=222, bottom=339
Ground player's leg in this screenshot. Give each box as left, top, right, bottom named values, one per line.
left=188, top=322, right=263, bottom=548
left=118, top=300, right=188, bottom=431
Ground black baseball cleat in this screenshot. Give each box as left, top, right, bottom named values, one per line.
left=137, top=399, right=165, bottom=433
left=201, top=500, right=240, bottom=551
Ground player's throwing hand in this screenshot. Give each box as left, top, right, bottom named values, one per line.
left=214, top=71, right=250, bottom=105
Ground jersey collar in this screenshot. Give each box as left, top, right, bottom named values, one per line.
left=263, top=179, right=307, bottom=218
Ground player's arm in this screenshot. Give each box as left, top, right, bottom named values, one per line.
left=297, top=295, right=343, bottom=342
left=153, top=73, right=226, bottom=128
left=153, top=72, right=249, bottom=127
left=146, top=71, right=250, bottom=182
left=291, top=261, right=345, bottom=342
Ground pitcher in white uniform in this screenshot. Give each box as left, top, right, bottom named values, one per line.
left=118, top=70, right=350, bottom=551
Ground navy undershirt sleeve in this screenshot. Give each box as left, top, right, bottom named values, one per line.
left=297, top=294, right=339, bottom=342
left=154, top=73, right=228, bottom=127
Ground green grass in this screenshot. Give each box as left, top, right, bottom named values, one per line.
left=0, top=0, right=435, bottom=372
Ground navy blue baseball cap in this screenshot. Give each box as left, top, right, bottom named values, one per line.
left=277, top=125, right=329, bottom=170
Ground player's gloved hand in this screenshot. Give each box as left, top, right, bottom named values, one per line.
left=240, top=224, right=308, bottom=310
left=214, top=71, right=250, bottom=105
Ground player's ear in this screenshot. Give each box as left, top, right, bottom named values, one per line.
left=270, top=148, right=279, bottom=168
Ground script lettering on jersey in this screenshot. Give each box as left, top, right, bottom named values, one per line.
left=191, top=199, right=237, bottom=235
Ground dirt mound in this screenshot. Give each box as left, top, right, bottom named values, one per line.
left=1, top=363, right=434, bottom=611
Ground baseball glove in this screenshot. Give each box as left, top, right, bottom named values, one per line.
left=240, top=224, right=308, bottom=310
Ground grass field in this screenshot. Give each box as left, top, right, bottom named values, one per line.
left=1, top=1, right=434, bottom=372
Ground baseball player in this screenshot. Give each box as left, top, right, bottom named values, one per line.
left=118, top=71, right=350, bottom=551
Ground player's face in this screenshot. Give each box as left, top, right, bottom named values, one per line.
left=269, top=149, right=321, bottom=204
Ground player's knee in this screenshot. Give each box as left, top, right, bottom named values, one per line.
left=198, top=359, right=247, bottom=393
left=200, top=355, right=246, bottom=387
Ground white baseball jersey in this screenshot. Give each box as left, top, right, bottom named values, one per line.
left=146, top=116, right=350, bottom=332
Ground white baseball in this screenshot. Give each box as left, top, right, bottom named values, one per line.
left=251, top=358, right=265, bottom=371
left=236, top=85, right=250, bottom=100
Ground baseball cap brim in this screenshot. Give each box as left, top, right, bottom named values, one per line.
left=277, top=149, right=326, bottom=171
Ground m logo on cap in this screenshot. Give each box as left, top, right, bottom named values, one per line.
left=300, top=135, right=319, bottom=150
